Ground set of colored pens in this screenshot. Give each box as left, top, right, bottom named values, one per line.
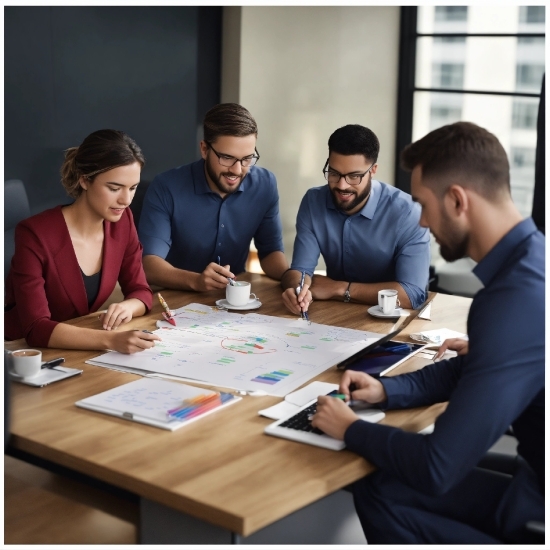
left=167, top=392, right=234, bottom=420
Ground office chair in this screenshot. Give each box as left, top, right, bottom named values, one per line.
left=478, top=448, right=545, bottom=544
left=4, top=179, right=30, bottom=280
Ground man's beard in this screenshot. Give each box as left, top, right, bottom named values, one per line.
left=205, top=158, right=244, bottom=195
left=330, top=179, right=372, bottom=213
left=437, top=208, right=469, bottom=262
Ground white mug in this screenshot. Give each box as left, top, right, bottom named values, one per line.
left=378, top=290, right=400, bottom=315
left=226, top=281, right=257, bottom=306
left=9, top=349, right=42, bottom=379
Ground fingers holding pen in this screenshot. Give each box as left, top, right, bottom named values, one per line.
left=109, top=330, right=162, bottom=354
left=200, top=262, right=236, bottom=290
left=296, top=285, right=313, bottom=312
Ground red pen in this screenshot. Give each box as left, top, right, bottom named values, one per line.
left=157, top=293, right=176, bottom=326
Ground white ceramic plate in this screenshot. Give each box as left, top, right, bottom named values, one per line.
left=367, top=305, right=410, bottom=319
left=216, top=298, right=262, bottom=311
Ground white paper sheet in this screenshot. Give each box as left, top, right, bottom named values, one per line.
left=86, top=304, right=383, bottom=397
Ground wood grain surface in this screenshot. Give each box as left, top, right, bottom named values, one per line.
left=5, top=274, right=471, bottom=536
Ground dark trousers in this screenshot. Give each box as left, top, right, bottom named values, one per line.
left=352, top=458, right=544, bottom=544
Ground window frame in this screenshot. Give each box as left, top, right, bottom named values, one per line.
left=394, top=6, right=545, bottom=192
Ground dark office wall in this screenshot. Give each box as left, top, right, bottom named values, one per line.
left=5, top=6, right=221, bottom=214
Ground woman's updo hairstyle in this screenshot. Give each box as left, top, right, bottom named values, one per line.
left=60, top=129, right=145, bottom=198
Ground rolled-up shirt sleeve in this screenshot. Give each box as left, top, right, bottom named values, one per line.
left=290, top=194, right=321, bottom=277
left=394, top=203, right=430, bottom=309
left=253, top=171, right=285, bottom=261
left=138, top=177, right=174, bottom=260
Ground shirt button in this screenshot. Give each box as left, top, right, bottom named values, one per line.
left=218, top=243, right=221, bottom=246
left=221, top=224, right=224, bottom=228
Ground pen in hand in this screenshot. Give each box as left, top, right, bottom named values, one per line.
left=295, top=271, right=310, bottom=323
left=218, top=256, right=235, bottom=285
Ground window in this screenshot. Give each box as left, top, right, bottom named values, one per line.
left=511, top=147, right=536, bottom=168
left=520, top=6, right=545, bottom=24
left=432, top=63, right=464, bottom=88
left=512, top=100, right=539, bottom=129
left=435, top=6, right=467, bottom=22
left=396, top=6, right=545, bottom=268
left=434, top=36, right=466, bottom=44
left=516, top=63, right=545, bottom=90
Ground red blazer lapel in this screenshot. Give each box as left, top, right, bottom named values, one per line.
left=90, top=220, right=120, bottom=312
left=52, top=219, right=90, bottom=317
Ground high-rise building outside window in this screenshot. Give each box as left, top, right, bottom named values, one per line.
left=403, top=6, right=545, bottom=268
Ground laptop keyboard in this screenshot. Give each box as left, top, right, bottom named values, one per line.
left=279, top=403, right=324, bottom=434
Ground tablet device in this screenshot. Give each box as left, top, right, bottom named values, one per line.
left=344, top=340, right=427, bottom=377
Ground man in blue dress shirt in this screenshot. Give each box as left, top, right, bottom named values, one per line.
left=139, top=103, right=288, bottom=291
left=281, top=124, right=430, bottom=315
left=312, top=122, right=544, bottom=543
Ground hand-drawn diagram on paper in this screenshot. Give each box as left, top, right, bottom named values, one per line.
left=87, top=304, right=382, bottom=396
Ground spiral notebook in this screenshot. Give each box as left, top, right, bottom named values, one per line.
left=75, top=378, right=241, bottom=431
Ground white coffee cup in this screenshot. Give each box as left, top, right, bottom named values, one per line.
left=378, top=289, right=400, bottom=315
left=226, top=281, right=257, bottom=306
left=10, top=349, right=42, bottom=379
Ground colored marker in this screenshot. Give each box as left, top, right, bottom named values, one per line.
left=157, top=293, right=176, bottom=326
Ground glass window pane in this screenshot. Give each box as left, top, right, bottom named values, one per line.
left=519, top=6, right=545, bottom=24
left=418, top=5, right=545, bottom=34
left=412, top=91, right=538, bottom=221
left=434, top=6, right=467, bottom=22
left=415, top=36, right=545, bottom=94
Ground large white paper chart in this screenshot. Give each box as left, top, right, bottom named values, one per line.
left=87, top=303, right=382, bottom=397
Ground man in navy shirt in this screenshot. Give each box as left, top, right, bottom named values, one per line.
left=281, top=125, right=430, bottom=315
left=312, top=122, right=544, bottom=543
left=139, top=103, right=288, bottom=291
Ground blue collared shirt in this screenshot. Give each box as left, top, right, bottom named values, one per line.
left=138, top=159, right=284, bottom=274
left=345, top=218, right=545, bottom=495
left=290, top=180, right=430, bottom=308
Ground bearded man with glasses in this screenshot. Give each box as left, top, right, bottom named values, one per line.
left=281, top=124, right=430, bottom=315
left=139, top=103, right=288, bottom=291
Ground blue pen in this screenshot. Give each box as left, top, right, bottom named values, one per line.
left=295, top=271, right=310, bottom=323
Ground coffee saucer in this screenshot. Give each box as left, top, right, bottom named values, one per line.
left=367, top=305, right=410, bottom=319
left=8, top=366, right=83, bottom=387
left=8, top=370, right=39, bottom=382
left=216, top=298, right=262, bottom=311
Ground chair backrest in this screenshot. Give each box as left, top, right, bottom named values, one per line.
left=5, top=179, right=31, bottom=279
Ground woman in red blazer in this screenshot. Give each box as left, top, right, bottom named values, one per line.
left=5, top=129, right=160, bottom=354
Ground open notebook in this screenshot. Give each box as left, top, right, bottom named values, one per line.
left=76, top=378, right=241, bottom=431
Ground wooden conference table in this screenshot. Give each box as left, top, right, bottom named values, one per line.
left=5, top=273, right=472, bottom=544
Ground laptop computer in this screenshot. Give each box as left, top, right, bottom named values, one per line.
left=264, top=390, right=385, bottom=450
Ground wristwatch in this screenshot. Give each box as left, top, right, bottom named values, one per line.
left=343, top=282, right=352, bottom=303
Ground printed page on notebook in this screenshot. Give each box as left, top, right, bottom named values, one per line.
left=75, top=378, right=241, bottom=431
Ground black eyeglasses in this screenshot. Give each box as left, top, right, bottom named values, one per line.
left=322, top=159, right=375, bottom=186
left=207, top=142, right=260, bottom=168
